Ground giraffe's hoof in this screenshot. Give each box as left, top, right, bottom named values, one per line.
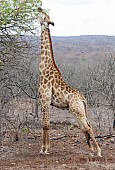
left=44, top=151, right=49, bottom=154
left=97, top=152, right=102, bottom=157
left=40, top=150, right=43, bottom=154
left=40, top=151, right=49, bottom=155
left=40, top=149, right=49, bottom=155
left=97, top=148, right=102, bottom=157
left=40, top=145, right=50, bottom=154
left=89, top=152, right=94, bottom=157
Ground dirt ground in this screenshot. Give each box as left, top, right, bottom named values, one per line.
left=0, top=120, right=115, bottom=170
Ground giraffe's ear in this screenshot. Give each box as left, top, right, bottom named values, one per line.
left=38, top=7, right=43, bottom=12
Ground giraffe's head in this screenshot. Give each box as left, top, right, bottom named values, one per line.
left=38, top=8, right=54, bottom=30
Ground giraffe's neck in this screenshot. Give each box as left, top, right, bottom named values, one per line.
left=39, top=28, right=60, bottom=75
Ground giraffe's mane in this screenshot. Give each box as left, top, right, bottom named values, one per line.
left=47, top=28, right=61, bottom=76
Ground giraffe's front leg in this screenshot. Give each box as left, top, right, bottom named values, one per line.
left=40, top=110, right=50, bottom=154
left=41, top=126, right=50, bottom=154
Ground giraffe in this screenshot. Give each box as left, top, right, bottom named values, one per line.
left=38, top=8, right=101, bottom=157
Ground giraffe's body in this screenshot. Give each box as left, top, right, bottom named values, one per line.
left=38, top=8, right=101, bottom=157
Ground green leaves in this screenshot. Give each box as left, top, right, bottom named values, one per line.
left=22, top=127, right=30, bottom=133
left=0, top=0, right=42, bottom=35
left=0, top=0, right=42, bottom=69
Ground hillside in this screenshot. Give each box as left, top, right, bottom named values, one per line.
left=52, top=35, right=115, bottom=61
left=1, top=35, right=115, bottom=170
left=19, top=35, right=115, bottom=64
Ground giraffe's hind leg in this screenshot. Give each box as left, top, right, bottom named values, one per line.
left=83, top=131, right=94, bottom=154
left=80, top=117, right=101, bottom=157
left=69, top=101, right=101, bottom=157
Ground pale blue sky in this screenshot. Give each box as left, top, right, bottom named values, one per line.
left=42, top=0, right=115, bottom=36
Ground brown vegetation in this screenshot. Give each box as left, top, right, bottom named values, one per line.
left=0, top=35, right=115, bottom=169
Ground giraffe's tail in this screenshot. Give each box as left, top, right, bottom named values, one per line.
left=82, top=100, right=88, bottom=117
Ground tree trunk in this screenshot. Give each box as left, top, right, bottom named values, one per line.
left=113, top=112, right=115, bottom=130
left=35, top=98, right=39, bottom=118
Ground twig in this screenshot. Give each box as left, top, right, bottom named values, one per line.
left=51, top=135, right=68, bottom=140
left=51, top=134, right=115, bottom=141
left=95, top=134, right=115, bottom=139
